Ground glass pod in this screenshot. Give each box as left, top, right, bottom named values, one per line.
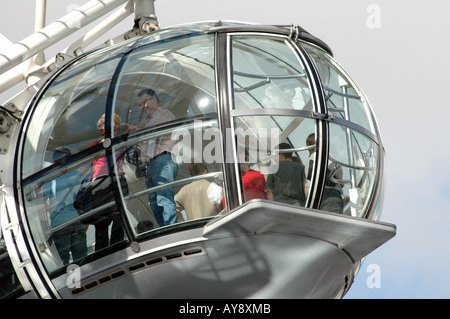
left=17, top=22, right=385, bottom=281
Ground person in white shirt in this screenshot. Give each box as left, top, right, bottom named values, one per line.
left=175, top=163, right=222, bottom=222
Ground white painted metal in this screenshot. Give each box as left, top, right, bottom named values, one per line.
left=62, top=1, right=135, bottom=57
left=0, top=0, right=129, bottom=92
left=0, top=0, right=128, bottom=74
left=0, top=0, right=159, bottom=97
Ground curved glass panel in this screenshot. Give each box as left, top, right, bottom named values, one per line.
left=300, top=42, right=383, bottom=218
left=21, top=46, right=133, bottom=273
left=117, top=119, right=224, bottom=233
left=232, top=35, right=314, bottom=111
left=111, top=33, right=217, bottom=127
left=20, top=30, right=223, bottom=274
left=230, top=34, right=315, bottom=207
left=22, top=150, right=129, bottom=274
left=22, top=54, right=124, bottom=179
left=108, top=32, right=220, bottom=231
left=302, top=42, right=377, bottom=135
left=328, top=123, right=378, bottom=217
left=302, top=125, right=379, bottom=217
left=233, top=116, right=315, bottom=206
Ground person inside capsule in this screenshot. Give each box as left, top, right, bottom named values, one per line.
left=42, top=147, right=87, bottom=265
left=305, top=133, right=344, bottom=213
left=84, top=113, right=129, bottom=251
left=130, top=89, right=179, bottom=227
left=175, top=162, right=222, bottom=222
left=239, top=149, right=267, bottom=202
left=265, top=143, right=307, bottom=206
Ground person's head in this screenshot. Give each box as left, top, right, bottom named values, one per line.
left=137, top=88, right=159, bottom=112
left=97, top=113, right=121, bottom=136
left=53, top=147, right=71, bottom=164
left=239, top=148, right=254, bottom=173
left=276, top=142, right=293, bottom=161
left=306, top=133, right=316, bottom=155
left=188, top=162, right=208, bottom=176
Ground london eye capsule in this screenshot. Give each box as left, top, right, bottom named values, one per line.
left=0, top=21, right=395, bottom=299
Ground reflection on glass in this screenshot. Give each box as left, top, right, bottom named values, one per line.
left=112, top=33, right=217, bottom=126
left=329, top=123, right=378, bottom=217
left=23, top=153, right=129, bottom=274
left=22, top=55, right=123, bottom=178
left=303, top=42, right=377, bottom=134
left=41, top=148, right=87, bottom=265
left=232, top=35, right=313, bottom=111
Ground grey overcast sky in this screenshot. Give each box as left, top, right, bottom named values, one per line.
left=2, top=0, right=450, bottom=298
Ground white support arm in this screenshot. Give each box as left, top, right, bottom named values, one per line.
left=62, top=1, right=134, bottom=57
left=0, top=0, right=128, bottom=76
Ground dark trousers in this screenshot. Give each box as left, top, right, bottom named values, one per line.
left=94, top=216, right=124, bottom=251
